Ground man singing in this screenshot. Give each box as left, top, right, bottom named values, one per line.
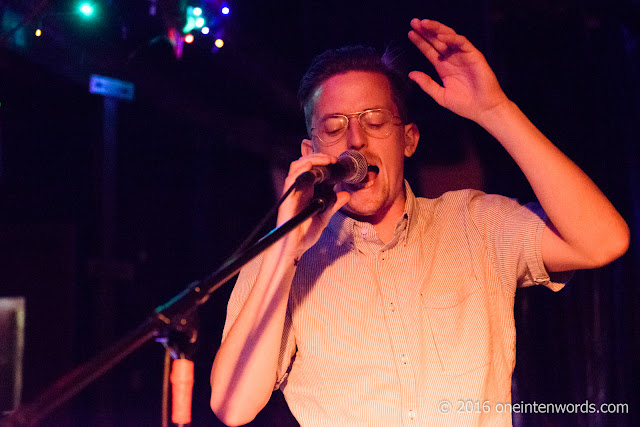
left=210, top=18, right=629, bottom=426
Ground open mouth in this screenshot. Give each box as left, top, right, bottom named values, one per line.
left=367, top=165, right=379, bottom=181
left=343, top=165, right=379, bottom=191
left=361, top=165, right=379, bottom=189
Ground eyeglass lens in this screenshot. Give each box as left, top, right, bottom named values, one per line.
left=315, top=109, right=396, bottom=145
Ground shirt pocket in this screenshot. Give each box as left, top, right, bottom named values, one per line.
left=420, top=278, right=491, bottom=376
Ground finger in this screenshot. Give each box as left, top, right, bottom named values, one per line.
left=318, top=191, right=351, bottom=223
left=287, top=153, right=335, bottom=178
left=408, top=30, right=442, bottom=65
left=296, top=152, right=337, bottom=166
left=436, top=33, right=473, bottom=53
left=410, top=21, right=474, bottom=62
left=410, top=19, right=455, bottom=54
left=408, top=71, right=444, bottom=106
left=411, top=18, right=457, bottom=37
left=284, top=160, right=316, bottom=195
left=284, top=159, right=312, bottom=188
left=409, top=29, right=449, bottom=59
left=284, top=153, right=341, bottom=196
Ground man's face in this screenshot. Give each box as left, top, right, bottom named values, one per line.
left=302, top=71, right=418, bottom=223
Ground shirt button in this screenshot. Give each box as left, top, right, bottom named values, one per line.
left=361, top=227, right=368, bottom=234
left=408, top=409, right=416, bottom=420
left=401, top=354, right=408, bottom=364
left=389, top=302, right=395, bottom=312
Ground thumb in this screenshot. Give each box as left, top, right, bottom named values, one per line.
left=409, top=71, right=444, bottom=105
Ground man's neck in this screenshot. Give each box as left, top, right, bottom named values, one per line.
left=372, top=207, right=405, bottom=244
left=346, top=193, right=407, bottom=245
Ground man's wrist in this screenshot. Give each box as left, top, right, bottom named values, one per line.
left=476, top=99, right=520, bottom=132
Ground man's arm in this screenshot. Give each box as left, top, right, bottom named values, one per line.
left=210, top=152, right=350, bottom=426
left=408, top=18, right=629, bottom=272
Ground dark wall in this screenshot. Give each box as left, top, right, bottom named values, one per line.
left=0, top=49, right=276, bottom=424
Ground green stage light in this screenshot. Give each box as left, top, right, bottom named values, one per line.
left=79, top=2, right=95, bottom=17
left=183, top=6, right=206, bottom=34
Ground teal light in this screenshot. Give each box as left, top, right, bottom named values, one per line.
left=183, top=6, right=206, bottom=34
left=79, top=2, right=95, bottom=17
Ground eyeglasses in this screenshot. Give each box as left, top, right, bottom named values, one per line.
left=311, top=108, right=402, bottom=146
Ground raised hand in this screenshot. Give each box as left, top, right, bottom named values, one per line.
left=408, top=18, right=509, bottom=125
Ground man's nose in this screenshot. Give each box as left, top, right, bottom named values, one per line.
left=345, top=117, right=366, bottom=150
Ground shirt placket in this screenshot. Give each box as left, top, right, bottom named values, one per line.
left=374, top=247, right=419, bottom=425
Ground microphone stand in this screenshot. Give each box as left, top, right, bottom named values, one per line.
left=2, top=185, right=337, bottom=426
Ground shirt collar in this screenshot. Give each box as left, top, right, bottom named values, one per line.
left=327, top=180, right=417, bottom=253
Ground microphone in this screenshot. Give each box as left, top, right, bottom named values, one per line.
left=295, top=150, right=368, bottom=187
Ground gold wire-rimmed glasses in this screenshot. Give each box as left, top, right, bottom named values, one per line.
left=311, top=108, right=402, bottom=146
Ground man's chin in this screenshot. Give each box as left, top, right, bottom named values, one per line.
left=339, top=199, right=383, bottom=221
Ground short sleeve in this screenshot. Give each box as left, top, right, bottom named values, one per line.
left=221, top=254, right=297, bottom=390
left=467, top=191, right=571, bottom=293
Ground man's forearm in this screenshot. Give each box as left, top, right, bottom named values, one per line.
left=210, top=240, right=298, bottom=426
left=478, top=100, right=629, bottom=271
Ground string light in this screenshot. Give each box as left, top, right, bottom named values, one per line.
left=177, top=3, right=233, bottom=52
left=79, top=2, right=95, bottom=17
left=183, top=6, right=206, bottom=33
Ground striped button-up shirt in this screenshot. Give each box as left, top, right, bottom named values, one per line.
left=223, top=183, right=567, bottom=426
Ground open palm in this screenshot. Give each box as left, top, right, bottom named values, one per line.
left=408, top=18, right=509, bottom=124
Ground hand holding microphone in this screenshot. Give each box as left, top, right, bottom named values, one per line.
left=270, top=150, right=367, bottom=259
left=294, top=150, right=369, bottom=187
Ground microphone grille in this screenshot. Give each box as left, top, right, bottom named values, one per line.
left=339, top=150, right=368, bottom=184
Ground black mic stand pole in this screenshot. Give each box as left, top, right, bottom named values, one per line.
left=2, top=185, right=337, bottom=426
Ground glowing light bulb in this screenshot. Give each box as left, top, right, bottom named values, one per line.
left=79, top=2, right=94, bottom=17
left=35, top=28, right=42, bottom=37
left=185, top=34, right=195, bottom=44
left=184, top=6, right=205, bottom=33
left=201, top=27, right=210, bottom=35
left=221, top=6, right=230, bottom=15
left=214, top=38, right=224, bottom=48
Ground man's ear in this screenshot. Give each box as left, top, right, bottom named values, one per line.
left=301, top=138, right=314, bottom=156
left=403, top=123, right=419, bottom=157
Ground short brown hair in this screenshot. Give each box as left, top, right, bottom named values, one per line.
left=297, top=45, right=409, bottom=134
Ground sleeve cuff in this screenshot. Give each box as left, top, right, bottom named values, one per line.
left=523, top=203, right=572, bottom=292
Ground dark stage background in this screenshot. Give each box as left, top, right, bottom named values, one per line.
left=0, top=0, right=638, bottom=425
